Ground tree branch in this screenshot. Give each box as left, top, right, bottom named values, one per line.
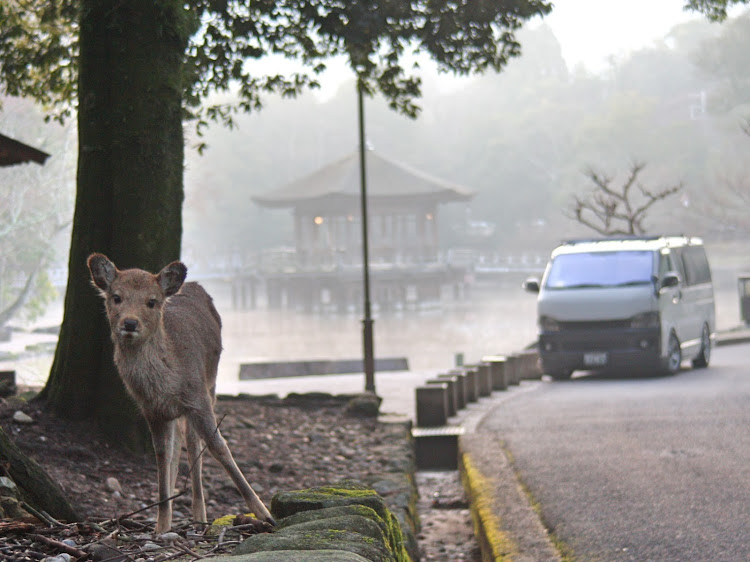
left=569, top=162, right=683, bottom=236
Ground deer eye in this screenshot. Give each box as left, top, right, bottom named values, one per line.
left=147, top=298, right=157, bottom=309
left=112, top=295, right=122, bottom=304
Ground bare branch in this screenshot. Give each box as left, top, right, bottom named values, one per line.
left=568, top=162, right=683, bottom=236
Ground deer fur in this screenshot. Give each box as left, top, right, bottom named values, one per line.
left=87, top=253, right=274, bottom=533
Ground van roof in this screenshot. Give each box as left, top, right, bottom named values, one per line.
left=552, top=235, right=703, bottom=257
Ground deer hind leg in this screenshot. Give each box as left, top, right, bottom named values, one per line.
left=148, top=418, right=180, bottom=534
left=185, top=420, right=207, bottom=524
left=188, top=408, right=275, bottom=524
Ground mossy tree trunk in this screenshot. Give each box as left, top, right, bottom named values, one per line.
left=39, top=1, right=189, bottom=452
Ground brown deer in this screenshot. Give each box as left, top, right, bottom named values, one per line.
left=87, top=253, right=274, bottom=533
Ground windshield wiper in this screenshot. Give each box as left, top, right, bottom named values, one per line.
left=613, top=280, right=651, bottom=287
left=555, top=283, right=607, bottom=289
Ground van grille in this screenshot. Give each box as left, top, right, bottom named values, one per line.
left=540, top=321, right=660, bottom=353
left=557, top=320, right=632, bottom=331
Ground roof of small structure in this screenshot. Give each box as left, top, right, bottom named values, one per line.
left=0, top=133, right=50, bottom=167
left=253, top=150, right=474, bottom=209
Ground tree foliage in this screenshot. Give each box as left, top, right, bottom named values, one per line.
left=691, top=10, right=750, bottom=111
left=569, top=162, right=684, bottom=236
left=684, top=0, right=750, bottom=21
left=0, top=0, right=553, bottom=132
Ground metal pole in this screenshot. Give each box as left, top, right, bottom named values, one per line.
left=358, top=79, right=375, bottom=393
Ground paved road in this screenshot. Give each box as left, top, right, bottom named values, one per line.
left=477, top=344, right=750, bottom=561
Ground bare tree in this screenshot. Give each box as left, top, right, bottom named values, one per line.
left=568, top=161, right=684, bottom=236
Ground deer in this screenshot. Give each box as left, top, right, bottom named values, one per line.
left=87, top=253, right=275, bottom=533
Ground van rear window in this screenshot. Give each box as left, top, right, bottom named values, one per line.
left=545, top=251, right=654, bottom=289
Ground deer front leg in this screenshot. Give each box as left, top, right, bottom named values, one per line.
left=185, top=422, right=207, bottom=524
left=188, top=409, right=275, bottom=525
left=149, top=419, right=178, bottom=534
left=169, top=418, right=184, bottom=496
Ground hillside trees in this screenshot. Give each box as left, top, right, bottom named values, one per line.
left=0, top=98, right=74, bottom=332
left=0, top=0, right=552, bottom=449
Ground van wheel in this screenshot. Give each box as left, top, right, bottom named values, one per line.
left=665, top=332, right=682, bottom=374
left=548, top=370, right=572, bottom=381
left=692, top=324, right=711, bottom=369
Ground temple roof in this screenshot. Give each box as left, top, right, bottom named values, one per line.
left=253, top=150, right=474, bottom=209
left=0, top=133, right=50, bottom=167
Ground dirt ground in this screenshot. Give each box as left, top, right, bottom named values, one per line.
left=1, top=392, right=480, bottom=561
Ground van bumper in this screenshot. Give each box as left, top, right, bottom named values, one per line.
left=538, top=327, right=662, bottom=374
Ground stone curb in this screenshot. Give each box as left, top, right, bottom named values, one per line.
left=459, top=435, right=561, bottom=562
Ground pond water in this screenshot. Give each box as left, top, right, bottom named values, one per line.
left=1, top=272, right=743, bottom=398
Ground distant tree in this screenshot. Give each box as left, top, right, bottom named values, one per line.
left=0, top=99, right=74, bottom=331
left=568, top=162, right=684, bottom=236
left=0, top=0, right=553, bottom=450
left=690, top=10, right=750, bottom=111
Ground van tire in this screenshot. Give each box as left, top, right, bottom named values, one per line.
left=548, top=369, right=573, bottom=381
left=692, top=324, right=711, bottom=369
left=665, top=332, right=682, bottom=374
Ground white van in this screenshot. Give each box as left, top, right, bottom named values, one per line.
left=523, top=236, right=715, bottom=379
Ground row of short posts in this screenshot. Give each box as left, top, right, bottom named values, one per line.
left=412, top=349, right=541, bottom=469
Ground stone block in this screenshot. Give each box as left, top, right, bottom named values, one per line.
left=476, top=364, right=492, bottom=397
left=506, top=355, right=520, bottom=385
left=412, top=426, right=465, bottom=470
left=482, top=356, right=508, bottom=391
left=463, top=368, right=479, bottom=402
left=437, top=374, right=462, bottom=413
left=415, top=385, right=449, bottom=427
left=427, top=378, right=456, bottom=417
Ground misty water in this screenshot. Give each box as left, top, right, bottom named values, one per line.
left=2, top=269, right=743, bottom=400
left=1, top=277, right=537, bottom=391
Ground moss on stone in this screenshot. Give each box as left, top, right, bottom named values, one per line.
left=269, top=481, right=412, bottom=562
left=233, top=528, right=393, bottom=561
left=211, top=549, right=371, bottom=561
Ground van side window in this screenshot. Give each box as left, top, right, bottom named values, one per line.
left=670, top=250, right=688, bottom=284
left=682, top=246, right=712, bottom=285
left=659, top=253, right=672, bottom=278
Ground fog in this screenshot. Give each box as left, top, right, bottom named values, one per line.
left=2, top=3, right=750, bottom=393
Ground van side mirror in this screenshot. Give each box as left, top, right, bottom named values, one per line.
left=523, top=277, right=540, bottom=293
left=660, top=272, right=681, bottom=290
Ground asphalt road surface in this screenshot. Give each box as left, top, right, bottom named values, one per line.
left=478, top=344, right=750, bottom=561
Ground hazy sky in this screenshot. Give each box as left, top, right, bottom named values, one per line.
left=542, top=0, right=703, bottom=71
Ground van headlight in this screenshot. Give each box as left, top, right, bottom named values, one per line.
left=539, top=315, right=560, bottom=332
left=631, top=311, right=660, bottom=329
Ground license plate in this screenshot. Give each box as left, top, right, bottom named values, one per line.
left=583, top=352, right=608, bottom=367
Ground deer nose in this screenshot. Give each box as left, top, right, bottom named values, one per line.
left=123, top=319, right=139, bottom=332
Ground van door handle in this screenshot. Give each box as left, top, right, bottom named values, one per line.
left=673, top=290, right=681, bottom=304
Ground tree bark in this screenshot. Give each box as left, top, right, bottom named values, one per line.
left=39, top=1, right=189, bottom=452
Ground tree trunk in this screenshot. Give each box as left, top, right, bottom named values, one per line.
left=39, top=0, right=189, bottom=452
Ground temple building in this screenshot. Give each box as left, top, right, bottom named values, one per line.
left=249, top=149, right=475, bottom=311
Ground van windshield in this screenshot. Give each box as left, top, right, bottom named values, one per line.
left=544, top=250, right=654, bottom=289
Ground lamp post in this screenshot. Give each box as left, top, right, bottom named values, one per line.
left=357, top=78, right=375, bottom=393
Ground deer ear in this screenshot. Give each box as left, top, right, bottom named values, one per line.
left=157, top=261, right=187, bottom=297
left=88, top=253, right=117, bottom=293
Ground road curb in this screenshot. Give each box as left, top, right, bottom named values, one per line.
left=459, top=433, right=561, bottom=562
left=715, top=329, right=750, bottom=347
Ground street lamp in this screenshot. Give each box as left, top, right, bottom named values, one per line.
left=357, top=78, right=375, bottom=393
